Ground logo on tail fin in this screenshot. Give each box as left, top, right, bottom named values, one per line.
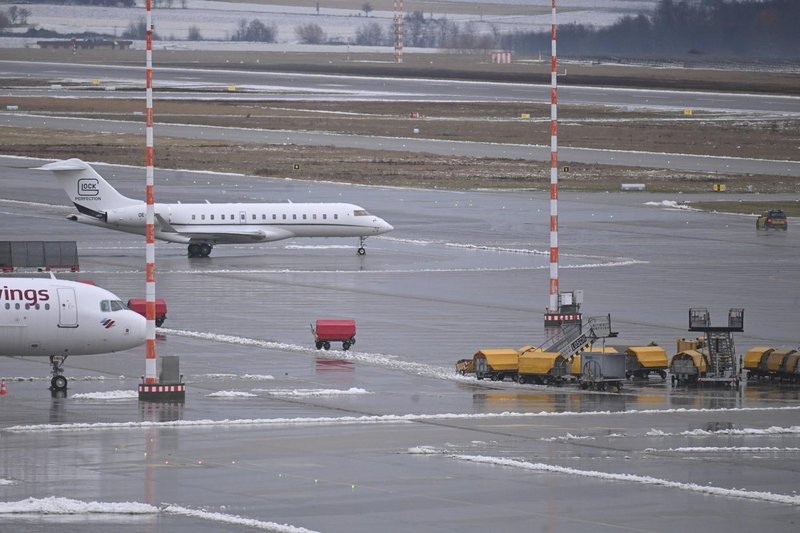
left=78, top=179, right=99, bottom=197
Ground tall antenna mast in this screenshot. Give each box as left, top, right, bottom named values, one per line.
left=143, top=0, right=157, bottom=387
left=394, top=0, right=404, bottom=63
left=548, top=0, right=559, bottom=313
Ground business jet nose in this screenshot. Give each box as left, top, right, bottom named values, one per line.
left=376, top=217, right=394, bottom=234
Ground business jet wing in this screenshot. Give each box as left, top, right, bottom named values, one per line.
left=170, top=226, right=295, bottom=244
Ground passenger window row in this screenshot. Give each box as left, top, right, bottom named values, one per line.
left=3, top=302, right=51, bottom=311
left=190, top=213, right=341, bottom=222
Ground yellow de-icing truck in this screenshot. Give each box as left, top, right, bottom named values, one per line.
left=624, top=345, right=668, bottom=380
left=744, top=346, right=775, bottom=379
left=780, top=351, right=800, bottom=382
left=760, top=348, right=798, bottom=381
left=517, top=348, right=567, bottom=385
left=669, top=349, right=709, bottom=385
left=473, top=348, right=519, bottom=382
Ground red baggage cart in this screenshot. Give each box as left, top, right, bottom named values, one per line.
left=311, top=319, right=356, bottom=351
left=127, top=298, right=168, bottom=327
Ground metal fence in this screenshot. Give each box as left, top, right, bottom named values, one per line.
left=0, top=241, right=79, bottom=272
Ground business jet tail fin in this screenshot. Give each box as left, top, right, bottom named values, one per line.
left=38, top=158, right=139, bottom=218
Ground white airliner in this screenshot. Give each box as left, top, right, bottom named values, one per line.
left=0, top=276, right=146, bottom=391
left=40, top=159, right=394, bottom=257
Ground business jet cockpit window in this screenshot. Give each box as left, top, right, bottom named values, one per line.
left=353, top=210, right=370, bottom=216
left=100, top=300, right=127, bottom=312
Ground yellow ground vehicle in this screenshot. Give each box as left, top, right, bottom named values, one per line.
left=780, top=351, right=800, bottom=382
left=744, top=346, right=774, bottom=378
left=670, top=349, right=709, bottom=385
left=625, top=345, right=668, bottom=379
left=517, top=348, right=567, bottom=385
left=756, top=209, right=788, bottom=231
left=473, top=349, right=519, bottom=382
left=455, top=358, right=474, bottom=375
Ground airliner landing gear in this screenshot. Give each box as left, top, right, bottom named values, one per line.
left=357, top=236, right=367, bottom=256
left=49, top=355, right=68, bottom=391
left=188, top=242, right=213, bottom=258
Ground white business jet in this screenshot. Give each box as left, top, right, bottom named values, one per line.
left=0, top=276, right=146, bottom=391
left=40, top=159, right=394, bottom=257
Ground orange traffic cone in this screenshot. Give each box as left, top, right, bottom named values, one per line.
left=0, top=380, right=6, bottom=396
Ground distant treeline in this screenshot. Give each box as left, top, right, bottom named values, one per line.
left=20, top=0, right=136, bottom=6
left=500, top=0, right=800, bottom=60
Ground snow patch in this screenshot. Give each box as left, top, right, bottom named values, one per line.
left=257, top=387, right=371, bottom=397
left=207, top=391, right=258, bottom=398
left=71, top=390, right=138, bottom=400
left=0, top=496, right=158, bottom=515
left=0, top=497, right=317, bottom=532
left=644, top=200, right=696, bottom=210
left=411, top=450, right=800, bottom=506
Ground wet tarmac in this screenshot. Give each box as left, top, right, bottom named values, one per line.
left=1, top=156, right=799, bottom=531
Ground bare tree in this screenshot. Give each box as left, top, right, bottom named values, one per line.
left=362, top=2, right=373, bottom=17
left=18, top=8, right=30, bottom=25
left=7, top=6, right=18, bottom=24
left=355, top=22, right=384, bottom=46
left=187, top=25, right=202, bottom=41
left=232, top=19, right=277, bottom=42
left=295, top=23, right=326, bottom=44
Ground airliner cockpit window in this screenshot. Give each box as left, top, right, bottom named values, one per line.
left=110, top=300, right=126, bottom=311
left=100, top=300, right=110, bottom=312
left=353, top=210, right=370, bottom=216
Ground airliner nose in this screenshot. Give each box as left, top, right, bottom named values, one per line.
left=122, top=310, right=147, bottom=349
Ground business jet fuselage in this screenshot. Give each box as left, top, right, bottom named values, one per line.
left=0, top=277, right=146, bottom=390
left=40, top=159, right=393, bottom=257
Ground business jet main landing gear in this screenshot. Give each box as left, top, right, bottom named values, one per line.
left=49, top=355, right=68, bottom=391
left=188, top=242, right=213, bottom=258
left=357, top=236, right=367, bottom=256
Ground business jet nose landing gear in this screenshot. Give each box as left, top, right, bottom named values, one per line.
left=49, top=355, right=68, bottom=391
left=357, top=236, right=367, bottom=256
left=188, top=242, right=213, bottom=258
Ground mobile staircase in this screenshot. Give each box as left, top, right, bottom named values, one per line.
left=538, top=314, right=617, bottom=358
left=536, top=314, right=619, bottom=385
left=688, top=307, right=744, bottom=387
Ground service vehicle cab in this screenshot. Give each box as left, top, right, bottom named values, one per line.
left=756, top=209, right=787, bottom=231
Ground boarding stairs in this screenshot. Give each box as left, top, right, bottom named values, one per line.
left=688, top=307, right=744, bottom=383
left=539, top=315, right=615, bottom=358
left=706, top=330, right=736, bottom=376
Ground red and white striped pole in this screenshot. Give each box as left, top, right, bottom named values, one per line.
left=548, top=0, right=559, bottom=313
left=144, top=0, right=157, bottom=385
left=394, top=0, right=404, bottom=63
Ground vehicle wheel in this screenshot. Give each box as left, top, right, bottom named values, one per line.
left=315, top=341, right=323, bottom=350
left=357, top=247, right=366, bottom=256
left=625, top=371, right=632, bottom=380
left=199, top=243, right=212, bottom=257
left=323, top=341, right=331, bottom=350
left=188, top=243, right=200, bottom=257
left=342, top=341, right=351, bottom=351
left=155, top=317, right=164, bottom=327
left=52, top=375, right=68, bottom=391
left=658, top=370, right=667, bottom=379
left=580, top=382, right=589, bottom=390
left=491, top=374, right=501, bottom=381
left=517, top=375, right=526, bottom=384
left=476, top=373, right=484, bottom=380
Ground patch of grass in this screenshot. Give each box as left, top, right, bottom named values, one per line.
left=690, top=200, right=800, bottom=216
